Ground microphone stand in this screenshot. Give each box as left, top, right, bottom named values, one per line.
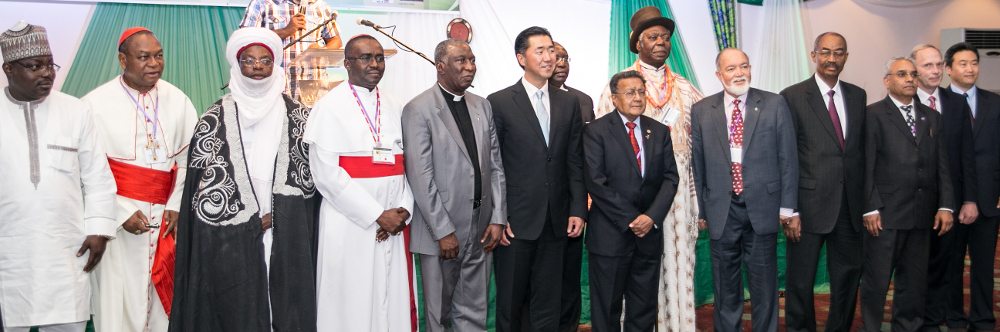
left=362, top=24, right=434, bottom=66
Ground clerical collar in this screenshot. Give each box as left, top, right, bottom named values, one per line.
left=638, top=60, right=665, bottom=73
left=437, top=83, right=464, bottom=102
left=4, top=87, right=46, bottom=105
left=352, top=84, right=377, bottom=95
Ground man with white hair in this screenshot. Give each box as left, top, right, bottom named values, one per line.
left=0, top=21, right=117, bottom=332
left=690, top=48, right=797, bottom=332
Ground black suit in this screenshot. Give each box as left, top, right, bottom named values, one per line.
left=584, top=111, right=678, bottom=332
left=779, top=76, right=866, bottom=332
left=925, top=87, right=1000, bottom=331
left=558, top=84, right=594, bottom=332
left=488, top=80, right=587, bottom=332
left=861, top=97, right=954, bottom=332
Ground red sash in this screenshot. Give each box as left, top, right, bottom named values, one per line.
left=107, top=158, right=177, bottom=315
left=338, top=154, right=416, bottom=331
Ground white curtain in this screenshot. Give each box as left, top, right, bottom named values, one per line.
left=381, top=10, right=460, bottom=102
left=746, top=0, right=811, bottom=93
left=458, top=0, right=519, bottom=97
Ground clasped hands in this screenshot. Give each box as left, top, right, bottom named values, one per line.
left=375, top=207, right=410, bottom=242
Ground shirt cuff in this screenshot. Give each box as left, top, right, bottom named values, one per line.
left=938, top=208, right=953, bottom=213
left=86, top=217, right=118, bottom=240
left=864, top=210, right=879, bottom=217
left=779, top=208, right=794, bottom=218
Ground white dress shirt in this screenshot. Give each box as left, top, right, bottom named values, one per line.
left=950, top=84, right=978, bottom=119
left=916, top=86, right=942, bottom=113
left=619, top=112, right=645, bottom=177
left=815, top=75, right=847, bottom=139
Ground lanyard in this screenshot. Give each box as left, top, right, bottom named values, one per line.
left=349, top=84, right=382, bottom=145
left=119, top=77, right=160, bottom=140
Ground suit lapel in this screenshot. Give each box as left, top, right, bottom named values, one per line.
left=469, top=99, right=486, bottom=164
left=973, top=90, right=990, bottom=138
left=914, top=105, right=929, bottom=145
left=510, top=81, right=549, bottom=149
left=844, top=85, right=863, bottom=148
left=883, top=98, right=917, bottom=145
left=640, top=115, right=656, bottom=180
left=742, top=89, right=762, bottom=152
left=709, top=95, right=733, bottom=165
left=806, top=78, right=842, bottom=148
left=609, top=111, right=642, bottom=178
left=432, top=87, right=472, bottom=163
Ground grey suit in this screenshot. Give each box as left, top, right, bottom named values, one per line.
left=403, top=85, right=506, bottom=331
left=691, top=88, right=798, bottom=332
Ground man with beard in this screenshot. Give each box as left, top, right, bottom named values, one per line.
left=691, top=48, right=797, bottom=332
left=547, top=41, right=591, bottom=332
left=402, top=39, right=506, bottom=332
left=0, top=21, right=117, bottom=332
left=859, top=57, right=954, bottom=331
left=487, top=26, right=587, bottom=332
left=306, top=35, right=415, bottom=331
left=779, top=32, right=867, bottom=332
left=595, top=8, right=704, bottom=329
left=84, top=27, right=198, bottom=332
left=920, top=42, right=1000, bottom=332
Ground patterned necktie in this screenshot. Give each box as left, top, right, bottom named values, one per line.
left=928, top=95, right=937, bottom=111
left=901, top=105, right=917, bottom=137
left=626, top=122, right=641, bottom=174
left=730, top=99, right=744, bottom=195
left=534, top=89, right=550, bottom=145
left=827, top=90, right=845, bottom=150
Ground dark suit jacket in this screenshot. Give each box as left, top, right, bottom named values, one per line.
left=926, top=87, right=976, bottom=215
left=583, top=111, right=679, bottom=256
left=691, top=88, right=799, bottom=240
left=780, top=76, right=867, bottom=233
left=864, top=96, right=955, bottom=229
left=564, top=85, right=595, bottom=124
left=955, top=87, right=1000, bottom=217
left=488, top=81, right=588, bottom=240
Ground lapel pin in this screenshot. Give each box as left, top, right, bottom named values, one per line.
left=754, top=107, right=759, bottom=112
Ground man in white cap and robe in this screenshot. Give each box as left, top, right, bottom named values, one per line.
left=0, top=21, right=117, bottom=332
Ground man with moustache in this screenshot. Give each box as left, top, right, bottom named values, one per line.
left=595, top=8, right=705, bottom=329
left=547, top=41, right=592, bottom=332
left=0, top=21, right=117, bottom=332
left=691, top=48, right=797, bottom=332
left=779, top=32, right=867, bottom=332
left=860, top=57, right=954, bottom=332
left=402, top=39, right=507, bottom=332
left=923, top=42, right=1000, bottom=332
left=584, top=70, right=679, bottom=332
left=910, top=43, right=979, bottom=332
left=487, top=26, right=587, bottom=331
left=307, top=35, right=415, bottom=331
left=83, top=27, right=198, bottom=332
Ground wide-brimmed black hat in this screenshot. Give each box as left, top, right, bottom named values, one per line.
left=628, top=6, right=676, bottom=54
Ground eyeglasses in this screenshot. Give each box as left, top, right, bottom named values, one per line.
left=887, top=71, right=920, bottom=79
left=615, top=89, right=646, bottom=99
left=15, top=61, right=60, bottom=73
left=813, top=49, right=847, bottom=58
left=239, top=58, right=274, bottom=67
left=643, top=32, right=670, bottom=43
left=346, top=54, right=386, bottom=64
left=556, top=55, right=571, bottom=63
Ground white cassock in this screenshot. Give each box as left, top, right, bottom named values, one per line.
left=0, top=89, right=117, bottom=328
left=83, top=77, right=197, bottom=332
left=305, top=82, right=415, bottom=331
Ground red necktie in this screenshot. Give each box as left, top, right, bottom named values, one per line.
left=827, top=90, right=845, bottom=150
left=626, top=122, right=641, bottom=174
left=928, top=95, right=937, bottom=111
left=730, top=99, right=744, bottom=195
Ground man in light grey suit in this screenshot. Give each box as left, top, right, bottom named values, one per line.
left=691, top=48, right=798, bottom=332
left=402, top=39, right=506, bottom=331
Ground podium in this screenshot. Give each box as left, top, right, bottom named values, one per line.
left=292, top=48, right=398, bottom=107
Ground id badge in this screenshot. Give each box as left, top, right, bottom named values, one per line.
left=372, top=147, right=395, bottom=165
left=145, top=147, right=168, bottom=164
left=730, top=147, right=743, bottom=163
left=662, top=106, right=680, bottom=127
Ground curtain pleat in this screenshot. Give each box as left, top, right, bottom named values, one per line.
left=606, top=0, right=699, bottom=89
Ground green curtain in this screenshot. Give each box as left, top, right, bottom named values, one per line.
left=61, top=2, right=244, bottom=112
left=607, top=0, right=699, bottom=89
left=709, top=0, right=738, bottom=50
